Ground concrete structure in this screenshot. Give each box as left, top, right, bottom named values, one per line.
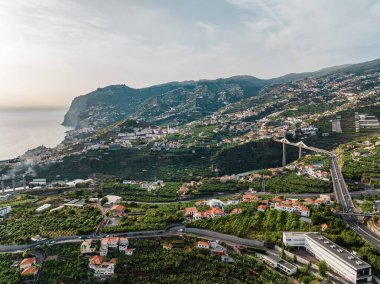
left=259, top=254, right=297, bottom=275
left=103, top=195, right=121, bottom=207
left=355, top=113, right=379, bottom=132
left=0, top=206, right=11, bottom=217
left=283, top=232, right=372, bottom=283
left=276, top=138, right=311, bottom=166
left=30, top=178, right=47, bottom=186
left=36, top=203, right=52, bottom=212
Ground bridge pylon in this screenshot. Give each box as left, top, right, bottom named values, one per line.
left=282, top=143, right=286, bottom=167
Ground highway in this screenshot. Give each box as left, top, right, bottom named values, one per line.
left=274, top=138, right=380, bottom=250
left=329, top=154, right=380, bottom=250
left=273, top=138, right=380, bottom=250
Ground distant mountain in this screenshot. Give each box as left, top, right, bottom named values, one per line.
left=63, top=58, right=380, bottom=129
left=63, top=76, right=266, bottom=128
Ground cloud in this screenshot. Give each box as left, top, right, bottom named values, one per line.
left=0, top=0, right=379, bottom=107
left=195, top=21, right=218, bottom=37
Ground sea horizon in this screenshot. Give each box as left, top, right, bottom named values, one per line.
left=0, top=107, right=69, bottom=160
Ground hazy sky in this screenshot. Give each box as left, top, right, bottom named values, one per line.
left=0, top=0, right=379, bottom=108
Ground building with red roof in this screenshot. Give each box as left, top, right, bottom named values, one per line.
left=20, top=257, right=36, bottom=270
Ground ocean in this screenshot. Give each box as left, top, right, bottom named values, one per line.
left=0, top=108, right=69, bottom=160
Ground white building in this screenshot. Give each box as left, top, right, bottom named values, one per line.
left=259, top=254, right=297, bottom=275
left=36, top=203, right=52, bottom=212
left=283, top=232, right=372, bottom=283
left=30, top=178, right=47, bottom=186
left=81, top=239, right=97, bottom=254
left=0, top=206, right=11, bottom=217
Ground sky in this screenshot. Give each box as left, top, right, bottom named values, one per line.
left=0, top=0, right=379, bottom=108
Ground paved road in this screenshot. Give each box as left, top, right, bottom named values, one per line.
left=0, top=226, right=264, bottom=253
left=274, top=139, right=380, bottom=251
left=330, top=155, right=380, bottom=250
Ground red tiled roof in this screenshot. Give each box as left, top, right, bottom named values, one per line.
left=108, top=237, right=119, bottom=243
left=110, top=205, right=126, bottom=211
left=184, top=207, right=198, bottom=215
left=21, top=266, right=38, bottom=276
left=20, top=257, right=36, bottom=267
left=89, top=255, right=105, bottom=265
left=230, top=208, right=242, bottom=214
left=210, top=207, right=224, bottom=215
left=197, top=241, right=210, bottom=247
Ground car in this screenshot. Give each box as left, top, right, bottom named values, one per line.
left=178, top=229, right=184, bottom=232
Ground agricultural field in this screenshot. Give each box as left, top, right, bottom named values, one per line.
left=0, top=200, right=102, bottom=245
left=37, top=239, right=291, bottom=284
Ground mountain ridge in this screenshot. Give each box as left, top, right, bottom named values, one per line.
left=63, top=57, right=380, bottom=129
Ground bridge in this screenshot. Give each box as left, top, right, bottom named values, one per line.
left=334, top=211, right=380, bottom=217
left=273, top=138, right=330, bottom=166
left=274, top=138, right=380, bottom=250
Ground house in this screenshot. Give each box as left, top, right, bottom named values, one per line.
left=303, top=198, right=315, bottom=205
left=230, top=208, right=242, bottom=215
left=299, top=206, right=310, bottom=217
left=272, top=196, right=282, bottom=203
left=206, top=199, right=225, bottom=208
left=208, top=207, right=224, bottom=218
left=197, top=241, right=211, bottom=249
left=89, top=255, right=105, bottom=267
left=260, top=254, right=297, bottom=276
left=110, top=205, right=126, bottom=216
left=163, top=243, right=173, bottom=250
left=125, top=248, right=135, bottom=256
left=119, top=237, right=129, bottom=251
left=178, top=186, right=190, bottom=195
left=184, top=207, right=198, bottom=217
left=20, top=257, right=36, bottom=270
left=89, top=255, right=117, bottom=277
left=81, top=239, right=97, bottom=254
left=103, top=195, right=121, bottom=207
left=258, top=205, right=267, bottom=212
left=108, top=237, right=119, bottom=248
left=321, top=223, right=329, bottom=231
left=100, top=237, right=120, bottom=256
left=319, top=194, right=331, bottom=204
left=242, top=194, right=258, bottom=203
left=21, top=266, right=39, bottom=277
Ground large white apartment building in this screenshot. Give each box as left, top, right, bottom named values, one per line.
left=283, top=232, right=372, bottom=283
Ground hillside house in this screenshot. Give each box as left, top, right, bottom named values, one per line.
left=20, top=257, right=36, bottom=270
left=197, top=241, right=211, bottom=249
left=81, top=239, right=97, bottom=254
left=110, top=205, right=126, bottom=217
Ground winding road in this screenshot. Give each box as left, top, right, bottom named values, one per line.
left=0, top=226, right=264, bottom=253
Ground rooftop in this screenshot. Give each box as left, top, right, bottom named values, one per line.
left=284, top=232, right=371, bottom=271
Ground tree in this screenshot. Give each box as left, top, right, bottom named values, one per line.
left=292, top=254, right=297, bottom=264
left=22, top=249, right=32, bottom=258
left=318, top=260, right=328, bottom=277
left=100, top=197, right=108, bottom=206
